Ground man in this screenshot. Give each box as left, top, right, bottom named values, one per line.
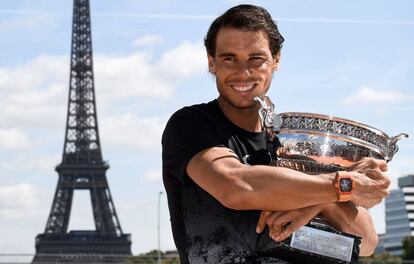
left=162, top=4, right=389, bottom=264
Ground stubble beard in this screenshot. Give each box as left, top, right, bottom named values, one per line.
left=218, top=93, right=257, bottom=110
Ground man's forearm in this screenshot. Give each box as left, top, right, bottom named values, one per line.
left=321, top=202, right=378, bottom=256
left=227, top=165, right=338, bottom=211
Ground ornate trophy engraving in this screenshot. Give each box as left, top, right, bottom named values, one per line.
left=254, top=95, right=408, bottom=264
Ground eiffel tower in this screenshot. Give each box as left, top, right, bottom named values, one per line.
left=32, top=0, right=131, bottom=262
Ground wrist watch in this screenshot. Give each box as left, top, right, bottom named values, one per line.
left=333, top=171, right=354, bottom=202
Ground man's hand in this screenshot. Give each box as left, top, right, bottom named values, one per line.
left=346, top=157, right=390, bottom=208
left=349, top=157, right=388, bottom=172
left=256, top=205, right=323, bottom=241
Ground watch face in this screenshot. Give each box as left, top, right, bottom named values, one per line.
left=340, top=178, right=353, bottom=192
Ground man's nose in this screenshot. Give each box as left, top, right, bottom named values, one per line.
left=233, top=61, right=253, bottom=75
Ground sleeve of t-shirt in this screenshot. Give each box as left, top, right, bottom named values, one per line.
left=162, top=106, right=223, bottom=184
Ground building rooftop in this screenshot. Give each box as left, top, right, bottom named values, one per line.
left=398, top=175, right=414, bottom=188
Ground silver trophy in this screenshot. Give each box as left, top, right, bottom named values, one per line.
left=254, top=95, right=408, bottom=264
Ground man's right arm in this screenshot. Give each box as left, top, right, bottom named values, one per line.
left=186, top=146, right=390, bottom=211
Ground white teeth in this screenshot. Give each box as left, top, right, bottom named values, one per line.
left=231, top=84, right=254, bottom=92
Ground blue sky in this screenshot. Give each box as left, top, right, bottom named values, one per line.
left=0, top=0, right=413, bottom=259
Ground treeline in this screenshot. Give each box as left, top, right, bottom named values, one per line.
left=127, top=250, right=180, bottom=264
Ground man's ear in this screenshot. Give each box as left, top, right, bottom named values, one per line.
left=272, top=52, right=281, bottom=72
left=207, top=54, right=215, bottom=74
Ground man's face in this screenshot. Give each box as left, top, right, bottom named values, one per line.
left=208, top=27, right=280, bottom=110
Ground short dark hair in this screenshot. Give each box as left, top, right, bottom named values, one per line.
left=204, top=4, right=284, bottom=57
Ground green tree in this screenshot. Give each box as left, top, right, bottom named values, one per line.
left=127, top=250, right=180, bottom=264
left=359, top=252, right=402, bottom=264
left=403, top=236, right=414, bottom=260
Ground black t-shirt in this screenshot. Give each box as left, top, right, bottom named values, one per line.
left=162, top=100, right=286, bottom=264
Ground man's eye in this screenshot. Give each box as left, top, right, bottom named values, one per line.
left=223, top=57, right=236, bottom=62
left=249, top=57, right=266, bottom=66
left=251, top=57, right=265, bottom=62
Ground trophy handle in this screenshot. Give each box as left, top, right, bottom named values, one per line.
left=254, top=95, right=283, bottom=140
left=254, top=96, right=269, bottom=128
left=387, top=133, right=409, bottom=161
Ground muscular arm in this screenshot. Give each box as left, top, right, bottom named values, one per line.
left=187, top=147, right=389, bottom=211
left=187, top=146, right=338, bottom=211
left=321, top=203, right=378, bottom=256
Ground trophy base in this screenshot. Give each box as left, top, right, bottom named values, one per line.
left=257, top=222, right=361, bottom=264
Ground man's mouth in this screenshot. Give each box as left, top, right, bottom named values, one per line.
left=230, top=83, right=257, bottom=92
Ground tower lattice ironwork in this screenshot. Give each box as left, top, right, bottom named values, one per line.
left=32, top=0, right=131, bottom=262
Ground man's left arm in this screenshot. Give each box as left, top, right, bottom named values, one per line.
left=256, top=202, right=378, bottom=256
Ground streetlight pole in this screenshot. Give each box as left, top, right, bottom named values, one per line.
left=158, top=191, right=163, bottom=264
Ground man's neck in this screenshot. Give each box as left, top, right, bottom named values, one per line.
left=217, top=96, right=262, bottom=132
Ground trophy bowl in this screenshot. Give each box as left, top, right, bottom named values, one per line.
left=273, top=112, right=408, bottom=173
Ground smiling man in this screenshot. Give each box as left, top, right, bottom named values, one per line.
left=162, top=4, right=390, bottom=264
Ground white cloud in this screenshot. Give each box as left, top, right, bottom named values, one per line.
left=0, top=128, right=31, bottom=150
left=0, top=154, right=60, bottom=172
left=144, top=169, right=162, bottom=182
left=95, top=41, right=206, bottom=102
left=0, top=183, right=42, bottom=219
left=0, top=55, right=68, bottom=128
left=157, top=41, right=206, bottom=79
left=0, top=182, right=52, bottom=258
left=342, top=86, right=414, bottom=105
left=100, top=113, right=164, bottom=150
left=0, top=41, right=206, bottom=130
left=0, top=54, right=67, bottom=93
left=94, top=52, right=174, bottom=100
left=132, top=35, right=164, bottom=47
